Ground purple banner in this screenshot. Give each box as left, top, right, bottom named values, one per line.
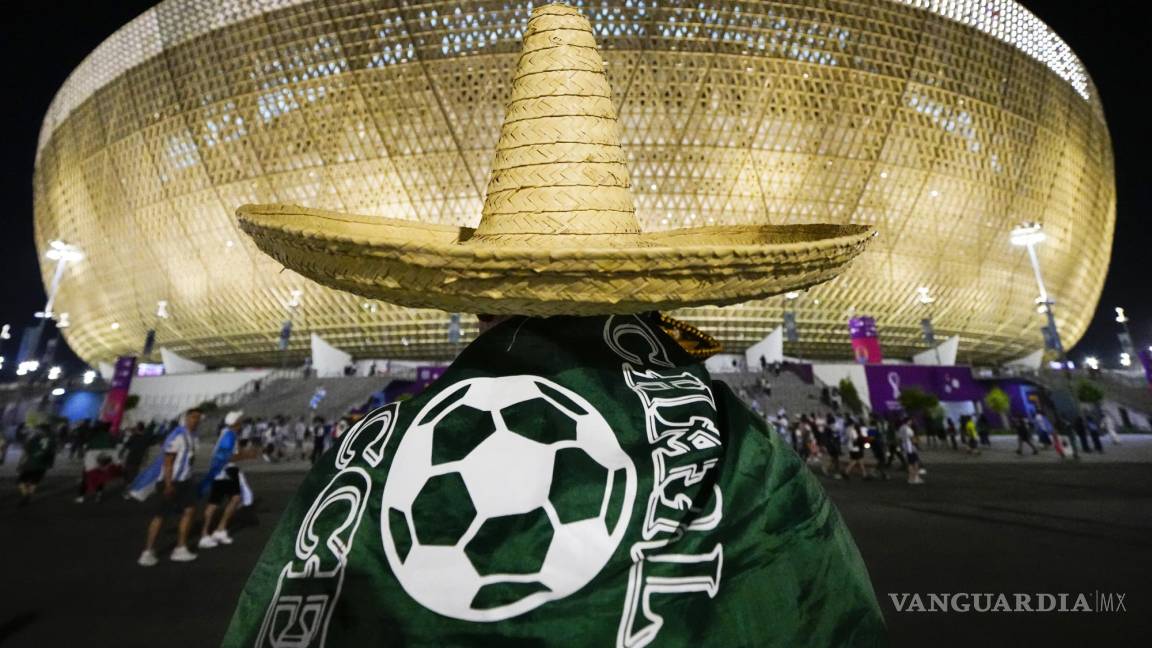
left=417, top=366, right=447, bottom=388
left=849, top=316, right=878, bottom=339
left=865, top=364, right=984, bottom=414
left=100, top=355, right=138, bottom=435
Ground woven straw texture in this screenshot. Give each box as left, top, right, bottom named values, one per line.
left=237, top=3, right=874, bottom=315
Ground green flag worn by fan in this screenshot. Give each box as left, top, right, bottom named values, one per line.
left=227, top=4, right=883, bottom=647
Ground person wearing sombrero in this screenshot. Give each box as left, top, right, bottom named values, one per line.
left=224, top=5, right=883, bottom=647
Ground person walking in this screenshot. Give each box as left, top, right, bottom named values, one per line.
left=824, top=413, right=846, bottom=479
left=844, top=419, right=868, bottom=479
left=1087, top=415, right=1104, bottom=453
left=260, top=418, right=277, bottom=462
left=68, top=419, right=91, bottom=461
left=898, top=419, right=924, bottom=485
left=977, top=414, right=992, bottom=448
left=120, top=422, right=153, bottom=487
left=1014, top=417, right=1039, bottom=455
left=884, top=417, right=906, bottom=470
left=17, top=424, right=57, bottom=506
left=1034, top=411, right=1053, bottom=448
left=1103, top=414, right=1121, bottom=445
left=945, top=418, right=959, bottom=451
left=962, top=416, right=980, bottom=454
left=198, top=411, right=257, bottom=549
left=294, top=416, right=308, bottom=460
left=868, top=417, right=889, bottom=480
left=130, top=408, right=203, bottom=566
left=1074, top=416, right=1092, bottom=454
left=75, top=420, right=122, bottom=503
left=309, top=416, right=327, bottom=464
left=239, top=418, right=254, bottom=449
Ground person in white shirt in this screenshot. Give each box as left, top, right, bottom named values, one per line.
left=845, top=420, right=868, bottom=479
left=294, top=416, right=308, bottom=459
left=898, top=419, right=923, bottom=485
left=132, top=408, right=203, bottom=565
left=198, top=411, right=260, bottom=549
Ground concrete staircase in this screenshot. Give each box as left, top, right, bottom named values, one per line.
left=212, top=376, right=391, bottom=423
left=717, top=369, right=835, bottom=418
left=1028, top=370, right=1152, bottom=417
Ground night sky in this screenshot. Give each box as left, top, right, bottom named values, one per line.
left=1, top=1, right=1147, bottom=374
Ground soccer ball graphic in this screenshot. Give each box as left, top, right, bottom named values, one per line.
left=380, top=375, right=636, bottom=622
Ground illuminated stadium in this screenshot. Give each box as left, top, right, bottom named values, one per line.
left=34, top=0, right=1114, bottom=367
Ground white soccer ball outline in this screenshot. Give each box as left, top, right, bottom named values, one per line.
left=380, top=375, right=637, bottom=622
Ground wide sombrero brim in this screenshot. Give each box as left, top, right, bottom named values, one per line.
left=237, top=204, right=875, bottom=316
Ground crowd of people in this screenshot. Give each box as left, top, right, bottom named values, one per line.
left=761, top=410, right=927, bottom=484
left=756, top=404, right=1126, bottom=486
left=3, top=406, right=363, bottom=566
left=2, top=384, right=1132, bottom=565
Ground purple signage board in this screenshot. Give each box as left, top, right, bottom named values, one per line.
left=848, top=316, right=878, bottom=339
left=100, top=355, right=138, bottom=435
left=849, top=316, right=883, bottom=363
left=417, top=366, right=447, bottom=388
left=865, top=364, right=984, bottom=414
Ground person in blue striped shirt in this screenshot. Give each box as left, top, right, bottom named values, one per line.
left=132, top=407, right=203, bottom=566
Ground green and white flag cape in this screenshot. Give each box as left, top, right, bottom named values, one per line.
left=224, top=314, right=884, bottom=647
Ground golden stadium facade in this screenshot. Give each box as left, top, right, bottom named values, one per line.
left=34, top=0, right=1114, bottom=367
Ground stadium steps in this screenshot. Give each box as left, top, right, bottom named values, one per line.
left=210, top=376, right=392, bottom=424
left=716, top=369, right=836, bottom=419
left=1028, top=370, right=1152, bottom=417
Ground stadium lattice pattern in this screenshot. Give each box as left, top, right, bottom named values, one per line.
left=34, top=0, right=1114, bottom=366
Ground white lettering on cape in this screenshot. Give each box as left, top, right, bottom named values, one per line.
left=255, top=403, right=400, bottom=648
left=605, top=315, right=724, bottom=648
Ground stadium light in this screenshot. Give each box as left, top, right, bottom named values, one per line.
left=51, top=387, right=65, bottom=396
left=0, top=324, right=10, bottom=340
left=47, top=366, right=62, bottom=380
left=1115, top=307, right=1128, bottom=324
left=156, top=300, right=170, bottom=319
left=1120, top=353, right=1132, bottom=368
left=1085, top=356, right=1100, bottom=371
left=41, top=240, right=84, bottom=318
left=784, top=291, right=800, bottom=300
left=1011, top=221, right=1065, bottom=355
left=83, top=369, right=97, bottom=385
left=46, top=240, right=85, bottom=263
left=1009, top=222, right=1046, bottom=248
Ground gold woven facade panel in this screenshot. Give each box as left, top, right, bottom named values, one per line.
left=35, top=0, right=1115, bottom=366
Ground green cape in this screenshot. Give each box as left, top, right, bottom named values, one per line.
left=224, top=314, right=884, bottom=647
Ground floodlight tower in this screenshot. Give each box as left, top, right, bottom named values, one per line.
left=1010, top=221, right=1077, bottom=458
left=40, top=240, right=84, bottom=320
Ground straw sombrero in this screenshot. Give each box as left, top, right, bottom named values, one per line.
left=237, top=3, right=875, bottom=316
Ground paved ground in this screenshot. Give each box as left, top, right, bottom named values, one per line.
left=1, top=439, right=1150, bottom=647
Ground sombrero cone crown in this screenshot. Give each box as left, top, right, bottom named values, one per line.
left=474, top=3, right=641, bottom=247
left=235, top=3, right=876, bottom=316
